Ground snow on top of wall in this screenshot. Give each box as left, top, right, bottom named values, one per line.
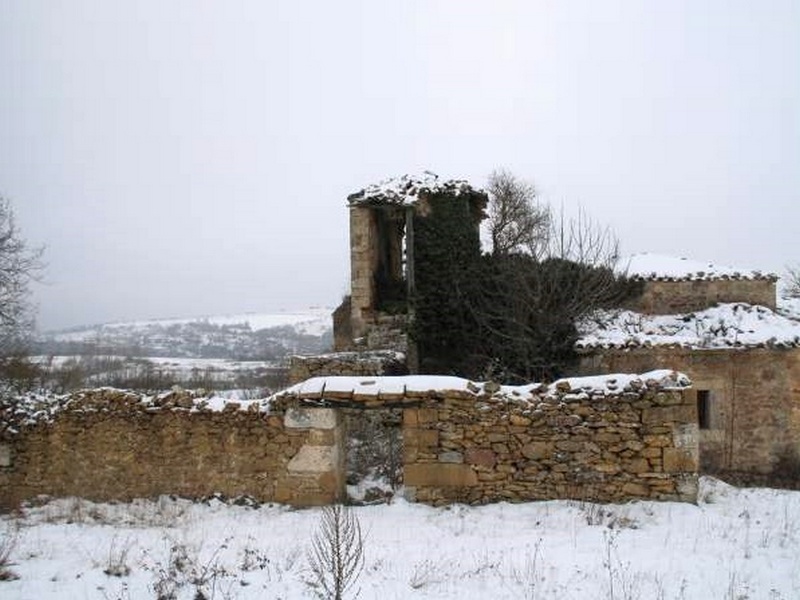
left=277, top=370, right=691, bottom=402
left=577, top=303, right=800, bottom=350
left=347, top=172, right=484, bottom=206
left=619, top=253, right=776, bottom=281
left=0, top=388, right=271, bottom=436
left=2, top=370, right=690, bottom=433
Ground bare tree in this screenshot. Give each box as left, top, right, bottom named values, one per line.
left=307, top=504, right=365, bottom=600
left=785, top=264, right=800, bottom=298
left=467, top=175, right=637, bottom=382
left=487, top=169, right=550, bottom=257
left=0, top=198, right=44, bottom=354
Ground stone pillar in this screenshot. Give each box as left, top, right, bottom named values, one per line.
left=349, top=207, right=379, bottom=341
left=278, top=407, right=345, bottom=506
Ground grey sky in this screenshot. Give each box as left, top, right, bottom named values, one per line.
left=1, top=1, right=798, bottom=331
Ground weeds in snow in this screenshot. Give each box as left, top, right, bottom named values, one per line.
left=0, top=521, right=20, bottom=581
left=602, top=529, right=641, bottom=600
left=508, top=539, right=544, bottom=600
left=104, top=535, right=133, bottom=577
left=408, top=558, right=441, bottom=590
left=726, top=570, right=752, bottom=600
left=142, top=535, right=233, bottom=600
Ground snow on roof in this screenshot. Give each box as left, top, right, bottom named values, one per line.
left=577, top=303, right=800, bottom=350
left=619, top=253, right=776, bottom=282
left=275, top=370, right=691, bottom=404
left=347, top=172, right=485, bottom=206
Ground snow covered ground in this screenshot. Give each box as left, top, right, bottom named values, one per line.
left=2, top=478, right=798, bottom=599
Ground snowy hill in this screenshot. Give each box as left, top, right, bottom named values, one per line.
left=35, top=308, right=333, bottom=361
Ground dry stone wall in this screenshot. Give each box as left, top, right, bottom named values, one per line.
left=288, top=350, right=407, bottom=385
left=277, top=372, right=699, bottom=506
left=2, top=371, right=699, bottom=510
left=630, top=278, right=776, bottom=314
left=0, top=388, right=344, bottom=511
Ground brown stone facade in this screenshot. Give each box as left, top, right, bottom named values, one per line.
left=0, top=389, right=344, bottom=511
left=630, top=278, right=777, bottom=314
left=580, top=347, right=800, bottom=477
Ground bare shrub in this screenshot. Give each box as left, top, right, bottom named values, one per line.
left=0, top=522, right=19, bottom=581
left=408, top=558, right=440, bottom=590
left=508, top=539, right=544, bottom=599
left=784, top=264, right=800, bottom=298
left=103, top=535, right=133, bottom=577
left=142, top=536, right=233, bottom=600
left=306, top=505, right=365, bottom=600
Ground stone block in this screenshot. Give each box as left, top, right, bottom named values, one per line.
left=662, top=448, right=697, bottom=473
left=465, top=448, right=497, bottom=468
left=642, top=405, right=695, bottom=426
left=555, top=440, right=583, bottom=452
left=509, top=414, right=531, bottom=426
left=625, top=458, right=650, bottom=473
left=406, top=428, right=439, bottom=448
left=288, top=445, right=338, bottom=474
left=521, top=441, right=553, bottom=460
left=417, top=408, right=439, bottom=424
left=403, top=409, right=419, bottom=427
left=308, top=429, right=336, bottom=445
left=438, top=451, right=464, bottom=464
left=284, top=408, right=337, bottom=430
left=621, top=482, right=649, bottom=496
left=404, top=463, right=478, bottom=487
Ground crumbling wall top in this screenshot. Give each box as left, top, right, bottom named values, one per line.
left=347, top=172, right=486, bottom=207
left=621, top=253, right=777, bottom=282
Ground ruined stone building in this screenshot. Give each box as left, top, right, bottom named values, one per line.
left=320, top=174, right=800, bottom=483
left=577, top=254, right=800, bottom=481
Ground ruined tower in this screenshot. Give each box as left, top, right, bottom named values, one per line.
left=333, top=173, right=487, bottom=371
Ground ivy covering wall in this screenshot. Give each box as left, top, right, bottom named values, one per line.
left=410, top=194, right=641, bottom=383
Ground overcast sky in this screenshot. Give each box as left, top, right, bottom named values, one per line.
left=1, top=1, right=798, bottom=331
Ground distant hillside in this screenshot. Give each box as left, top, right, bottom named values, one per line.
left=34, top=308, right=333, bottom=361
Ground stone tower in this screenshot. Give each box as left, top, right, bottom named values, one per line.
left=333, top=173, right=487, bottom=371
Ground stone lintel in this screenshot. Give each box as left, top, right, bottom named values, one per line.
left=284, top=408, right=337, bottom=430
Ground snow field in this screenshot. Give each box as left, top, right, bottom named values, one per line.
left=1, top=477, right=799, bottom=599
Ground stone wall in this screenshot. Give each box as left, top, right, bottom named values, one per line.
left=278, top=373, right=699, bottom=505
left=630, top=278, right=776, bottom=314
left=2, top=372, right=700, bottom=510
left=288, top=350, right=407, bottom=385
left=580, top=347, right=800, bottom=477
left=0, top=389, right=344, bottom=511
